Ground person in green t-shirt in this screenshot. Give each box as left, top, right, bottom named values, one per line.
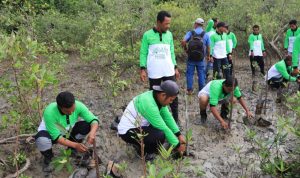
left=139, top=10, right=180, bottom=123
left=35, top=91, right=99, bottom=173
left=284, top=20, right=300, bottom=55
left=225, top=24, right=237, bottom=75
left=197, top=77, right=253, bottom=128
left=248, top=25, right=266, bottom=76
left=118, top=80, right=186, bottom=160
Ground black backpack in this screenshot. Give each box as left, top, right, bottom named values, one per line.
left=187, top=31, right=205, bottom=61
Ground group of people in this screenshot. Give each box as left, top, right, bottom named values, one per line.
left=34, top=10, right=300, bottom=176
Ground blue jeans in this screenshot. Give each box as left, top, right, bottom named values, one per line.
left=186, top=59, right=206, bottom=91
left=213, top=57, right=230, bottom=79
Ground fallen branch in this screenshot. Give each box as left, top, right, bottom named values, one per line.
left=4, top=158, right=31, bottom=178
left=0, top=134, right=35, bottom=144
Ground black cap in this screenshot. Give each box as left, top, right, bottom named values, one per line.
left=153, top=80, right=179, bottom=96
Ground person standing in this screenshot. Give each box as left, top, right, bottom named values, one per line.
left=248, top=25, right=266, bottom=76
left=210, top=22, right=231, bottom=79
left=225, top=24, right=237, bottom=75
left=139, top=11, right=180, bottom=123
left=181, top=18, right=210, bottom=94
left=284, top=20, right=300, bottom=55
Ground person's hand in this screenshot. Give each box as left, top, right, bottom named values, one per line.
left=263, top=51, right=267, bottom=57
left=246, top=111, right=254, bottom=119
left=74, top=143, right=88, bottom=153
left=87, top=134, right=95, bottom=145
left=178, top=135, right=186, bottom=144
left=250, top=52, right=254, bottom=57
left=209, top=57, right=214, bottom=63
left=228, top=54, right=232, bottom=61
left=220, top=120, right=229, bottom=129
left=177, top=143, right=186, bottom=153
left=175, top=68, right=180, bottom=80
left=292, top=68, right=299, bottom=76
left=206, top=56, right=210, bottom=62
left=140, top=69, right=147, bottom=82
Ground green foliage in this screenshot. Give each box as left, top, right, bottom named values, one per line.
left=51, top=149, right=73, bottom=173
left=0, top=32, right=65, bottom=132
left=8, top=151, right=26, bottom=167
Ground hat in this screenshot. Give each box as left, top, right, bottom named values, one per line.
left=216, top=22, right=226, bottom=28
left=153, top=80, right=179, bottom=96
left=195, top=18, right=204, bottom=25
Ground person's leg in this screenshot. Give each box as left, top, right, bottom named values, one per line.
left=221, top=57, right=230, bottom=79
left=228, top=59, right=233, bottom=75
left=250, top=56, right=256, bottom=76
left=35, top=130, right=54, bottom=171
left=186, top=60, right=196, bottom=93
left=220, top=102, right=229, bottom=120
left=257, top=56, right=265, bottom=75
left=213, top=58, right=222, bottom=79
left=149, top=78, right=163, bottom=90
left=196, top=60, right=206, bottom=91
left=197, top=94, right=209, bottom=124
left=69, top=121, right=91, bottom=143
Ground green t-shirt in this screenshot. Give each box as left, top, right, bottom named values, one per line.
left=274, top=60, right=296, bottom=81
left=227, top=31, right=237, bottom=52
left=43, top=100, right=99, bottom=141
left=209, top=79, right=242, bottom=106
left=134, top=91, right=180, bottom=146
left=284, top=28, right=300, bottom=52
left=292, top=35, right=300, bottom=67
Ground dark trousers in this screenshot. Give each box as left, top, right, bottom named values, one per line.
left=267, top=77, right=287, bottom=89
left=228, top=59, right=233, bottom=75
left=213, top=57, right=230, bottom=79
left=119, top=125, right=165, bottom=154
left=35, top=121, right=91, bottom=162
left=149, top=76, right=178, bottom=122
left=250, top=56, right=265, bottom=75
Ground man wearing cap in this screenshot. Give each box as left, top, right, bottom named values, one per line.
left=210, top=22, right=231, bottom=79
left=118, top=80, right=186, bottom=158
left=140, top=10, right=180, bottom=123
left=197, top=77, right=253, bottom=128
left=35, top=91, right=99, bottom=174
left=181, top=18, right=211, bottom=94
left=225, top=24, right=237, bottom=75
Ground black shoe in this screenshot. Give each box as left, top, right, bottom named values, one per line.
left=43, top=157, right=54, bottom=173
left=195, top=111, right=207, bottom=125
left=145, top=153, right=156, bottom=162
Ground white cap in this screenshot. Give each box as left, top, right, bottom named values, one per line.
left=195, top=18, right=204, bottom=25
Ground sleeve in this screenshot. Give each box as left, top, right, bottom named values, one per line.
left=170, top=33, right=177, bottom=66
left=160, top=107, right=180, bottom=134
left=233, top=87, right=242, bottom=98
left=205, top=34, right=211, bottom=46
left=248, top=35, right=254, bottom=51
left=226, top=35, right=231, bottom=54
left=77, top=101, right=99, bottom=124
left=140, top=33, right=149, bottom=68
left=183, top=31, right=192, bottom=42
left=284, top=30, right=289, bottom=49
left=233, top=33, right=237, bottom=48
left=261, top=35, right=265, bottom=51
left=292, top=37, right=300, bottom=67
left=209, top=83, right=220, bottom=106
left=276, top=62, right=297, bottom=81
left=138, top=100, right=179, bottom=146
left=210, top=35, right=215, bottom=55
left=44, top=112, right=62, bottom=141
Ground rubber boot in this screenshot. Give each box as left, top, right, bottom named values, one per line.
left=41, top=149, right=54, bottom=173
left=220, top=104, right=229, bottom=120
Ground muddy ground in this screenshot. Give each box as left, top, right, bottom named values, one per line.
left=0, top=53, right=298, bottom=178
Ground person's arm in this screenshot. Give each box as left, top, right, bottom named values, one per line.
left=140, top=33, right=149, bottom=69
left=276, top=62, right=297, bottom=81
left=77, top=101, right=99, bottom=144
left=210, top=35, right=215, bottom=56
left=170, top=33, right=177, bottom=67
left=238, top=97, right=252, bottom=117
left=261, top=34, right=265, bottom=51
left=292, top=37, right=300, bottom=68
left=284, top=30, right=290, bottom=50
left=57, top=137, right=88, bottom=152
left=205, top=34, right=211, bottom=60
left=248, top=34, right=254, bottom=51
left=181, top=31, right=191, bottom=51
left=226, top=35, right=231, bottom=55
left=137, top=100, right=180, bottom=147
left=210, top=106, right=228, bottom=129
left=233, top=33, right=237, bottom=49
left=160, top=106, right=180, bottom=134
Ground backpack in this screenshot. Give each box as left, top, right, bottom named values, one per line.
left=187, top=31, right=205, bottom=61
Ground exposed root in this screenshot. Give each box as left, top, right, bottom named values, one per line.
left=5, top=158, right=31, bottom=178
left=0, top=134, right=35, bottom=144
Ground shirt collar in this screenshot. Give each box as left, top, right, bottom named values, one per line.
left=292, top=27, right=298, bottom=32
left=57, top=106, right=65, bottom=115
left=153, top=27, right=167, bottom=34
left=153, top=92, right=162, bottom=110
